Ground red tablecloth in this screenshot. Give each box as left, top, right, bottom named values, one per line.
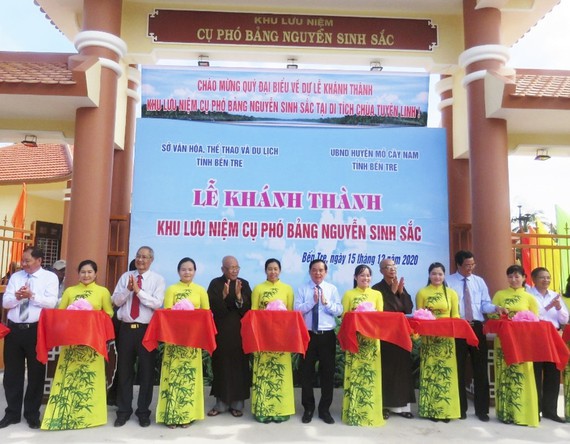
left=0, top=323, right=10, bottom=339
left=338, top=311, right=412, bottom=353
left=241, top=310, right=310, bottom=355
left=36, top=309, right=115, bottom=364
left=484, top=319, right=569, bottom=371
left=142, top=309, right=217, bottom=354
left=562, top=326, right=570, bottom=343
left=408, top=318, right=479, bottom=347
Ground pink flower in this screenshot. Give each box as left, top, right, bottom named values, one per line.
left=67, top=299, right=93, bottom=311
left=413, top=308, right=436, bottom=320
left=172, top=299, right=195, bottom=311
left=512, top=310, right=539, bottom=322
left=265, top=300, right=287, bottom=311
left=354, top=301, right=375, bottom=312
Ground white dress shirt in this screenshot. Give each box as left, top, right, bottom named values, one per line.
left=295, top=280, right=343, bottom=331
left=447, top=272, right=495, bottom=322
left=3, top=268, right=59, bottom=323
left=528, top=286, right=569, bottom=328
left=112, top=269, right=165, bottom=323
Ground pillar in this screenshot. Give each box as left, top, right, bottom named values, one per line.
left=461, top=0, right=512, bottom=294
left=66, top=0, right=125, bottom=285
left=437, top=75, right=472, bottom=267
left=108, top=65, right=140, bottom=286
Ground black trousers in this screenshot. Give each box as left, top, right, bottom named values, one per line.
left=116, top=322, right=157, bottom=419
left=3, top=322, right=46, bottom=421
left=455, top=321, right=489, bottom=416
left=533, top=361, right=561, bottom=417
left=300, top=330, right=336, bottom=414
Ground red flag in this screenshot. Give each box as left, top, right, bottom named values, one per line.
left=9, top=183, right=27, bottom=265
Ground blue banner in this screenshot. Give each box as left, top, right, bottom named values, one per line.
left=131, top=115, right=448, bottom=295
left=142, top=67, right=429, bottom=126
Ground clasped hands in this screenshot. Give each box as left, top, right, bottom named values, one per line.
left=223, top=279, right=243, bottom=302
left=314, top=287, right=328, bottom=306
left=15, top=284, right=32, bottom=301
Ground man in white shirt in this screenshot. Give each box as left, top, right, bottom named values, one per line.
left=529, top=267, right=569, bottom=423
left=112, top=246, right=165, bottom=427
left=447, top=250, right=502, bottom=422
left=0, top=246, right=58, bottom=429
left=295, top=259, right=343, bottom=424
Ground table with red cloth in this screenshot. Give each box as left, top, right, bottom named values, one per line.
left=36, top=309, right=115, bottom=364
left=338, top=311, right=412, bottom=353
left=142, top=309, right=217, bottom=354
left=241, top=310, right=310, bottom=355
left=562, top=325, right=570, bottom=344
left=484, top=319, right=569, bottom=371
left=407, top=317, right=479, bottom=346
left=0, top=322, right=9, bottom=339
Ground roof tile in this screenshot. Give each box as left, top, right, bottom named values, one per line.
left=0, top=61, right=75, bottom=85
left=0, top=143, right=72, bottom=184
left=514, top=73, right=570, bottom=98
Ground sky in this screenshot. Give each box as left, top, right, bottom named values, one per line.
left=2, top=1, right=570, bottom=225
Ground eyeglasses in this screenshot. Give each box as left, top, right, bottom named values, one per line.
left=382, top=265, right=397, bottom=270
left=224, top=266, right=240, bottom=272
left=136, top=255, right=152, bottom=260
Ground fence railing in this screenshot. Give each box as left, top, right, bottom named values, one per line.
left=511, top=231, right=570, bottom=294
left=0, top=221, right=35, bottom=285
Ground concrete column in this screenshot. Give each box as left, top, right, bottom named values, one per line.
left=437, top=75, right=472, bottom=267
left=66, top=0, right=125, bottom=285
left=108, top=65, right=140, bottom=286
left=461, top=0, right=512, bottom=294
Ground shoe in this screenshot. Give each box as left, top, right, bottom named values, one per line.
left=460, top=412, right=467, bottom=420
left=477, top=413, right=490, bottom=422
left=27, top=418, right=40, bottom=429
left=139, top=417, right=151, bottom=427
left=302, top=410, right=313, bottom=424
left=543, top=414, right=565, bottom=423
left=207, top=408, right=221, bottom=417
left=318, top=411, right=335, bottom=424
left=442, top=418, right=450, bottom=423
left=383, top=409, right=390, bottom=420
left=114, top=416, right=128, bottom=427
left=0, top=416, right=20, bottom=428
left=229, top=408, right=243, bottom=418
left=396, top=412, right=414, bottom=419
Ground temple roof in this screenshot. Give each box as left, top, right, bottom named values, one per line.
left=514, top=71, right=570, bottom=99
left=0, top=143, right=72, bottom=184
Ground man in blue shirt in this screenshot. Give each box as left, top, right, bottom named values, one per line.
left=447, top=250, right=503, bottom=422
left=295, top=259, right=343, bottom=424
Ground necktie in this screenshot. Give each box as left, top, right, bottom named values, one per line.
left=130, top=274, right=142, bottom=320
left=312, top=286, right=320, bottom=331
left=19, top=274, right=31, bottom=321
left=463, top=277, right=474, bottom=322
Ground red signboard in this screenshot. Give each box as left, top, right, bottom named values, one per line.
left=148, top=10, right=438, bottom=51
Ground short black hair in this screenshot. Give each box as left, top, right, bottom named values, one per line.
left=454, top=250, right=474, bottom=267
left=24, top=246, right=44, bottom=260
left=309, top=259, right=327, bottom=272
